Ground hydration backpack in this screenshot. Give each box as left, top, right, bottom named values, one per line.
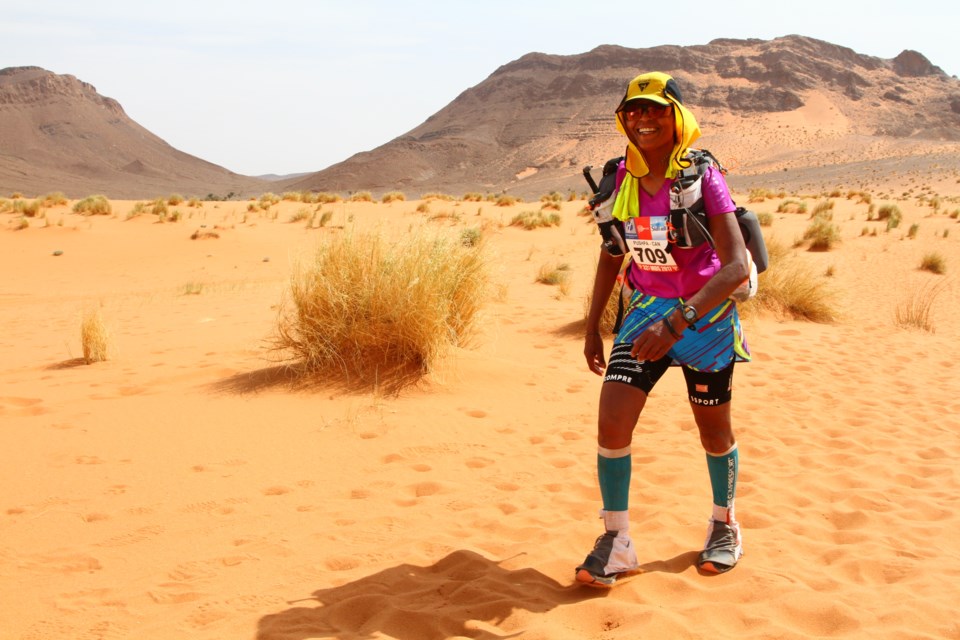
left=582, top=149, right=768, bottom=313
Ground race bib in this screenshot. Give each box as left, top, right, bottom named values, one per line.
left=624, top=216, right=677, bottom=272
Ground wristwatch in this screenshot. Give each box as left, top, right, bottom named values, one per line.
left=680, top=303, right=698, bottom=328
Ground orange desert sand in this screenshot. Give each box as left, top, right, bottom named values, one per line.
left=2, top=187, right=959, bottom=639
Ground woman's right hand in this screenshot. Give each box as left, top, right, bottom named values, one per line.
left=584, top=333, right=606, bottom=376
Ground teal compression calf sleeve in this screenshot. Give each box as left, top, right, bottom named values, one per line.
left=706, top=443, right=738, bottom=508
left=598, top=446, right=632, bottom=512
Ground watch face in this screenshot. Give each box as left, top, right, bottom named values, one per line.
left=683, top=306, right=697, bottom=323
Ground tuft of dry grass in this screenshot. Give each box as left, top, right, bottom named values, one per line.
left=741, top=238, right=838, bottom=322
left=919, top=252, right=946, bottom=274
left=20, top=199, right=43, bottom=218
left=510, top=210, right=561, bottom=229
left=536, top=262, right=572, bottom=296
left=81, top=307, right=110, bottom=364
left=289, top=208, right=311, bottom=223
left=40, top=192, right=68, bottom=206
left=381, top=191, right=406, bottom=203
left=348, top=191, right=373, bottom=203
left=803, top=215, right=841, bottom=251
left=894, top=281, right=946, bottom=332
left=776, top=199, right=807, bottom=214
left=73, top=195, right=112, bottom=216
left=273, top=228, right=490, bottom=384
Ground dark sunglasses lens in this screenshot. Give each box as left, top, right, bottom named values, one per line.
left=622, top=102, right=668, bottom=117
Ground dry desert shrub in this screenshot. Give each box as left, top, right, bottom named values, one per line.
left=150, top=198, right=168, bottom=217
left=348, top=191, right=373, bottom=203
left=460, top=227, right=482, bottom=247
left=20, top=199, right=43, bottom=218
left=422, top=192, right=455, bottom=201
left=776, top=199, right=807, bottom=214
left=81, top=307, right=110, bottom=364
left=536, top=262, right=572, bottom=296
left=748, top=188, right=774, bottom=203
left=803, top=215, right=841, bottom=251
left=41, top=192, right=68, bottom=206
left=259, top=193, right=280, bottom=209
left=315, top=192, right=341, bottom=204
left=920, top=252, right=946, bottom=274
left=511, top=210, right=561, bottom=229
left=273, top=229, right=490, bottom=383
left=73, top=195, right=112, bottom=216
left=742, top=239, right=837, bottom=322
left=540, top=191, right=564, bottom=206
left=894, top=281, right=946, bottom=332
left=289, top=208, right=311, bottom=223
left=381, top=191, right=406, bottom=203
left=877, top=204, right=902, bottom=231
left=811, top=200, right=834, bottom=217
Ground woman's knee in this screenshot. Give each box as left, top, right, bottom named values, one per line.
left=597, top=383, right=646, bottom=448
left=691, top=404, right=735, bottom=453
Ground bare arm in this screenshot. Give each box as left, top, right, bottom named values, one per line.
left=583, top=249, right=625, bottom=375
left=629, top=211, right=747, bottom=362
left=677, top=210, right=748, bottom=316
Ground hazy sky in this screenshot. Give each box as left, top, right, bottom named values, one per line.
left=4, top=1, right=958, bottom=177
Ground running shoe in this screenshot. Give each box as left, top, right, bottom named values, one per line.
left=697, top=519, right=742, bottom=574
left=575, top=530, right=639, bottom=587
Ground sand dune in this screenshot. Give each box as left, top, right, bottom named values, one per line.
left=1, top=189, right=959, bottom=639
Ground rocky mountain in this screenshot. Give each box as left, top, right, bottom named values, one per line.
left=0, top=66, right=268, bottom=199
left=282, top=35, right=960, bottom=198
left=3, top=35, right=959, bottom=201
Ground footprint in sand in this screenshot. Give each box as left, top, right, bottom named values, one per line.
left=82, top=512, right=110, bottom=523
left=19, top=552, right=102, bottom=573
left=465, top=457, right=494, bottom=469
left=412, top=481, right=441, bottom=497
left=1, top=396, right=46, bottom=417
left=325, top=556, right=361, bottom=571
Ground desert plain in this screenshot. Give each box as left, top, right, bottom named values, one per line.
left=1, top=173, right=959, bottom=640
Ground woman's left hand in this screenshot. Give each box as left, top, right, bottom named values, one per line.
left=630, top=319, right=677, bottom=362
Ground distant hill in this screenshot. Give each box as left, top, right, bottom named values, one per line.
left=0, top=66, right=269, bottom=199
left=3, top=35, right=960, bottom=200
left=280, top=35, right=960, bottom=198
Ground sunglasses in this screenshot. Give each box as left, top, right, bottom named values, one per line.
left=619, top=101, right=671, bottom=118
